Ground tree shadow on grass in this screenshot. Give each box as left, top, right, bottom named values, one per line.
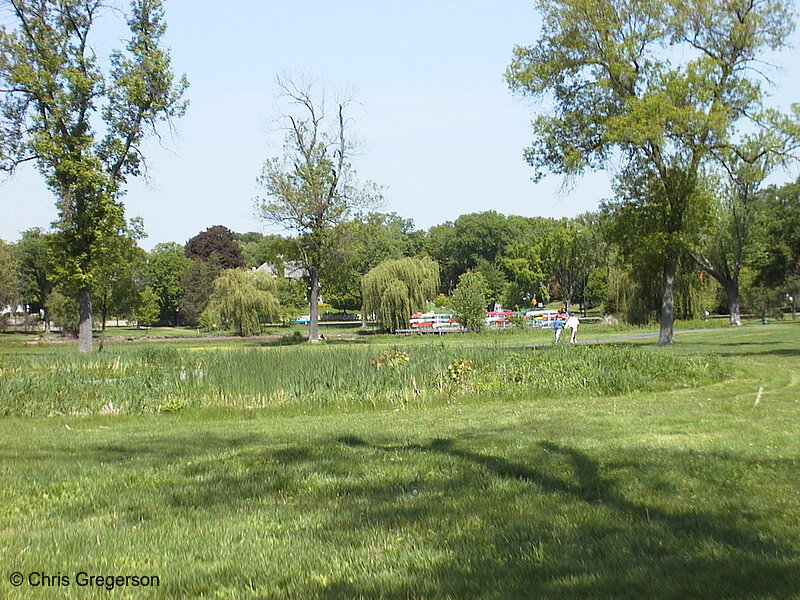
left=325, top=436, right=800, bottom=600
left=713, top=347, right=800, bottom=358
left=673, top=332, right=800, bottom=358
left=153, top=433, right=799, bottom=598
left=89, top=431, right=268, bottom=464
left=38, top=430, right=800, bottom=599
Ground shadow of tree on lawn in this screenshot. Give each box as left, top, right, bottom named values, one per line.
left=324, top=435, right=800, bottom=600
left=44, top=429, right=800, bottom=599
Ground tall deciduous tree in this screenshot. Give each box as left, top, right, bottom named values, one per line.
left=255, top=75, right=379, bottom=342
left=361, top=256, right=439, bottom=333
left=133, top=286, right=160, bottom=330
left=179, top=259, right=220, bottom=326
left=539, top=219, right=598, bottom=313
left=507, top=0, right=796, bottom=344
left=426, top=211, right=521, bottom=293
left=693, top=115, right=800, bottom=325
left=692, top=143, right=769, bottom=325
left=92, top=218, right=147, bottom=332
left=501, top=242, right=548, bottom=309
left=0, top=0, right=188, bottom=352
left=755, top=177, right=800, bottom=316
left=603, top=159, right=713, bottom=324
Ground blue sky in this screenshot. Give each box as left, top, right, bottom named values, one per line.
left=1, top=1, right=798, bottom=250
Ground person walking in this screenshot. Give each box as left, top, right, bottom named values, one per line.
left=553, top=314, right=565, bottom=342
left=564, top=313, right=580, bottom=343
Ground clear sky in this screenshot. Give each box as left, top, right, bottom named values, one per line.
left=1, top=1, right=798, bottom=250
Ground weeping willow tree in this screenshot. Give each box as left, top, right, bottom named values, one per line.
left=605, top=259, right=715, bottom=325
left=203, top=270, right=280, bottom=336
left=362, top=257, right=439, bottom=332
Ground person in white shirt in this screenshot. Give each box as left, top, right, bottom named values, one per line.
left=564, top=314, right=580, bottom=343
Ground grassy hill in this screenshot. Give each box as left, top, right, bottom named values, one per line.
left=1, top=322, right=798, bottom=599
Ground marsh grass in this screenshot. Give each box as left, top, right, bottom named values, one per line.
left=0, top=341, right=727, bottom=417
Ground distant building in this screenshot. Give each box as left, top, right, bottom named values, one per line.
left=1, top=304, right=25, bottom=316
left=255, top=260, right=307, bottom=282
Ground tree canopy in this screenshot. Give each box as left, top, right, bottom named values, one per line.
left=426, top=211, right=530, bottom=293
left=185, top=226, right=245, bottom=269
left=0, top=238, right=19, bottom=310
left=323, top=212, right=416, bottom=311
left=756, top=178, right=800, bottom=292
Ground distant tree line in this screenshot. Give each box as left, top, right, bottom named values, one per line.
left=2, top=180, right=799, bottom=335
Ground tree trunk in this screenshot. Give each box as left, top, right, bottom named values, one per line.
left=566, top=289, right=573, bottom=314
left=77, top=286, right=93, bottom=353
left=308, top=265, right=321, bottom=343
left=724, top=280, right=742, bottom=326
left=658, top=260, right=676, bottom=345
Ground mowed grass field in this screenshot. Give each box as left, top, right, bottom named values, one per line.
left=0, top=322, right=798, bottom=599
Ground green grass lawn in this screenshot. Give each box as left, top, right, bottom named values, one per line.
left=0, top=323, right=798, bottom=599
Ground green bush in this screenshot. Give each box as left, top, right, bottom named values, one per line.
left=450, top=271, right=489, bottom=332
left=45, top=289, right=79, bottom=336
left=370, top=349, right=410, bottom=368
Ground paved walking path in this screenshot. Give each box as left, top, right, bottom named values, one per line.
left=574, top=327, right=722, bottom=345
left=510, top=327, right=736, bottom=351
